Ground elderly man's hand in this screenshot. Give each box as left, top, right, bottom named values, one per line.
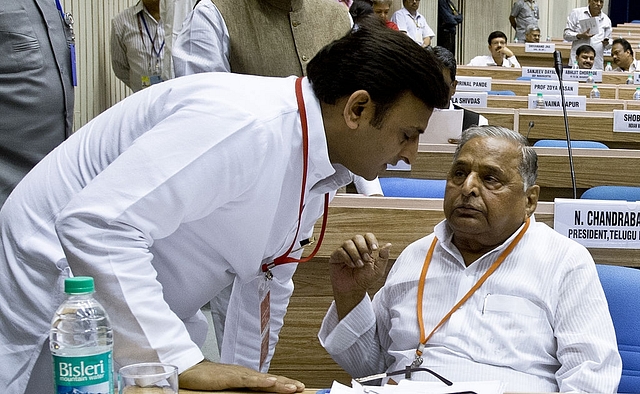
left=328, top=233, right=391, bottom=319
left=179, top=360, right=305, bottom=393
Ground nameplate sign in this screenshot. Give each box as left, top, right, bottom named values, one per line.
left=527, top=94, right=586, bottom=110
left=530, top=79, right=579, bottom=95
left=635, top=72, right=640, bottom=84
left=613, top=110, right=640, bottom=132
left=451, top=91, right=488, bottom=108
left=562, top=68, right=603, bottom=82
left=524, top=43, right=555, bottom=53
left=522, top=67, right=557, bottom=79
left=455, top=76, right=492, bottom=92
left=554, top=198, right=640, bottom=248
left=603, top=47, right=612, bottom=57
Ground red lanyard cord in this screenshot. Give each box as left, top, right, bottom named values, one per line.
left=261, top=77, right=329, bottom=272
left=412, top=217, right=531, bottom=366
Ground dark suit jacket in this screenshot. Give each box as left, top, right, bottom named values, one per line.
left=0, top=0, right=74, bottom=206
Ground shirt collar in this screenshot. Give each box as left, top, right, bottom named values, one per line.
left=299, top=78, right=351, bottom=194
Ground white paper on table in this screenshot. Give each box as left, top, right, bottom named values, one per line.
left=579, top=17, right=598, bottom=35
left=395, top=379, right=506, bottom=394
left=329, top=378, right=505, bottom=394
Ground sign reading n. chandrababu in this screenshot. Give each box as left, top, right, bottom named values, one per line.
left=554, top=198, right=640, bottom=248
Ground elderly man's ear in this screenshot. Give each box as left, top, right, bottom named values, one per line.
left=525, top=185, right=540, bottom=218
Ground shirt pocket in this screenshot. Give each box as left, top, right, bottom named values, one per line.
left=0, top=10, right=43, bottom=73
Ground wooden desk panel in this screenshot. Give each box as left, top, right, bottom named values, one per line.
left=618, top=85, right=640, bottom=100
left=475, top=108, right=515, bottom=128
left=509, top=43, right=571, bottom=68
left=516, top=110, right=640, bottom=149
left=626, top=100, right=640, bottom=111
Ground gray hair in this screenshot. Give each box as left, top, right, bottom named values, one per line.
left=525, top=24, right=541, bottom=34
left=453, top=125, right=538, bottom=190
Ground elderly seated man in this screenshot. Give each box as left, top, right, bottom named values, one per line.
left=319, top=125, right=622, bottom=393
left=524, top=24, right=541, bottom=43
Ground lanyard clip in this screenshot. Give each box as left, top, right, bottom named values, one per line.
left=412, top=343, right=425, bottom=367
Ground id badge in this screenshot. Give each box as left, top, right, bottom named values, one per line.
left=259, top=271, right=271, bottom=370
left=141, top=74, right=163, bottom=89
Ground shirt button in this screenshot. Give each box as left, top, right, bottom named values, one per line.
left=302, top=55, right=309, bottom=62
left=292, top=20, right=300, bottom=27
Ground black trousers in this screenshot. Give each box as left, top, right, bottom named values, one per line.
left=437, top=28, right=456, bottom=54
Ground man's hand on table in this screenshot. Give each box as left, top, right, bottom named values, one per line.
left=179, top=360, right=305, bottom=393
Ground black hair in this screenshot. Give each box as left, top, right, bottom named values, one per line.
left=612, top=38, right=634, bottom=57
left=487, top=30, right=508, bottom=45
left=430, top=46, right=457, bottom=81
left=576, top=44, right=596, bottom=57
left=349, top=0, right=374, bottom=24
left=307, top=20, right=449, bottom=128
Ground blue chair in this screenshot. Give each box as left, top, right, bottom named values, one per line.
left=487, top=90, right=516, bottom=96
left=596, top=264, right=640, bottom=393
left=581, top=186, right=640, bottom=201
left=533, top=140, right=609, bottom=149
left=379, top=178, right=446, bottom=198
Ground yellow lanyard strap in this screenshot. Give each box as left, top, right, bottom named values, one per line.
left=413, top=217, right=531, bottom=366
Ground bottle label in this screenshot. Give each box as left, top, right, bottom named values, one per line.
left=53, top=350, right=113, bottom=394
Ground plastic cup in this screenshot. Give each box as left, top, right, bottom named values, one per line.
left=118, top=362, right=178, bottom=394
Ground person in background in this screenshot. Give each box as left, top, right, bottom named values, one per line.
left=437, top=0, right=463, bottom=54
left=509, top=0, right=539, bottom=42
left=0, top=0, right=75, bottom=208
left=391, top=0, right=434, bottom=47
left=524, top=24, right=541, bottom=43
left=159, top=0, right=197, bottom=82
left=564, top=0, right=611, bottom=70
left=430, top=46, right=488, bottom=131
left=611, top=38, right=640, bottom=73
left=372, top=0, right=398, bottom=30
left=318, top=125, right=622, bottom=393
left=349, top=0, right=374, bottom=25
left=0, top=23, right=450, bottom=394
left=111, top=0, right=166, bottom=92
left=468, top=30, right=520, bottom=68
left=576, top=44, right=596, bottom=69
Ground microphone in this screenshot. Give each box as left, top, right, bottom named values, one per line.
left=526, top=121, right=535, bottom=139
left=553, top=50, right=577, bottom=199
left=553, top=50, right=564, bottom=80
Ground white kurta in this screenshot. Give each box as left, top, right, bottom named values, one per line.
left=467, top=54, right=521, bottom=68
left=319, top=217, right=621, bottom=393
left=0, top=73, right=349, bottom=394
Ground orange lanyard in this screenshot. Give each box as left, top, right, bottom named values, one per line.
left=412, top=217, right=531, bottom=367
left=261, top=77, right=329, bottom=274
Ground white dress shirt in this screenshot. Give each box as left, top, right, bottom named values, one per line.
left=467, top=54, right=521, bottom=68
left=110, top=0, right=166, bottom=92
left=160, top=0, right=198, bottom=81
left=564, top=6, right=612, bottom=70
left=0, top=73, right=351, bottom=394
left=390, top=7, right=434, bottom=46
left=613, top=59, right=640, bottom=73
left=172, top=0, right=231, bottom=76
left=319, top=217, right=621, bottom=393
